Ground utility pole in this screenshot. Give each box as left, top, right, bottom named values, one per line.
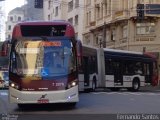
left=127, top=1, right=130, bottom=50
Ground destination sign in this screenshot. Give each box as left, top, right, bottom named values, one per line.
left=40, top=41, right=62, bottom=47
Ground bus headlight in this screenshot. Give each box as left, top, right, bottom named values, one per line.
left=67, top=81, right=77, bottom=89
left=71, top=81, right=76, bottom=86
left=11, top=83, right=15, bottom=87
left=10, top=82, right=19, bottom=90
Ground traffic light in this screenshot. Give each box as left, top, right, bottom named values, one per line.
left=137, top=4, right=144, bottom=20
left=35, top=0, right=43, bottom=8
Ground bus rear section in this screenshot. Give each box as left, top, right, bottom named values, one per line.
left=98, top=48, right=158, bottom=91
left=78, top=45, right=98, bottom=92
left=8, top=21, right=79, bottom=107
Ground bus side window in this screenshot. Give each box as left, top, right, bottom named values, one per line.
left=127, top=61, right=135, bottom=74
left=134, top=62, right=143, bottom=74
left=124, top=62, right=129, bottom=75
left=144, top=63, right=150, bottom=75
left=89, top=56, right=97, bottom=74
left=105, top=59, right=113, bottom=75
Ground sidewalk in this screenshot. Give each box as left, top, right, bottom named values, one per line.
left=140, top=85, right=160, bottom=91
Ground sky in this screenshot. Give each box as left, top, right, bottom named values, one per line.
left=0, top=0, right=26, bottom=41
left=5, top=0, right=26, bottom=16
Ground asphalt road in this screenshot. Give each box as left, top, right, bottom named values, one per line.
left=1, top=89, right=160, bottom=120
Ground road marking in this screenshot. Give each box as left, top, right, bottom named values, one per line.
left=92, top=92, right=160, bottom=96
left=0, top=92, right=8, bottom=96
left=129, top=93, right=141, bottom=95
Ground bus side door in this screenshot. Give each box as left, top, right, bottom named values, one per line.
left=83, top=56, right=90, bottom=86
left=112, top=60, right=123, bottom=86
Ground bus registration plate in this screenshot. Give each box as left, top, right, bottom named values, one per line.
left=37, top=99, right=49, bottom=103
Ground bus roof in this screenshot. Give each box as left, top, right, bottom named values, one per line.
left=82, top=44, right=98, bottom=50
left=12, top=20, right=75, bottom=39
left=103, top=48, right=156, bottom=62
left=16, top=20, right=73, bottom=26
left=103, top=48, right=143, bottom=55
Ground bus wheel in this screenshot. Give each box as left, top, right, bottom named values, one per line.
left=92, top=77, right=97, bottom=92
left=132, top=79, right=140, bottom=92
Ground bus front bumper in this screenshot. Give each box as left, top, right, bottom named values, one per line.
left=9, top=86, right=79, bottom=104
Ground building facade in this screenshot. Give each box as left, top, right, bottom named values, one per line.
left=0, top=1, right=5, bottom=41
left=83, top=0, right=160, bottom=54
left=5, top=7, right=25, bottom=41
left=5, top=0, right=44, bottom=40
left=24, top=0, right=44, bottom=21
left=43, top=0, right=85, bottom=40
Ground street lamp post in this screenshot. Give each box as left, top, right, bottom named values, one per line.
left=102, top=22, right=106, bottom=48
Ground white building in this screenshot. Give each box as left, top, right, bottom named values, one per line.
left=0, top=1, right=5, bottom=41
left=5, top=7, right=25, bottom=40
left=43, top=0, right=85, bottom=41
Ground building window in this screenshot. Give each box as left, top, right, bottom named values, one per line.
left=68, top=18, right=73, bottom=25
left=136, top=22, right=155, bottom=35
left=48, top=0, right=51, bottom=9
left=68, top=0, right=73, bottom=12
left=75, top=0, right=79, bottom=8
left=84, top=35, right=90, bottom=44
left=149, top=0, right=154, bottom=3
left=111, top=28, right=116, bottom=41
left=101, top=3, right=103, bottom=18
left=18, top=17, right=21, bottom=21
left=96, top=36, right=99, bottom=45
left=75, top=15, right=78, bottom=25
left=89, top=11, right=91, bottom=23
left=106, top=30, right=110, bottom=42
left=86, top=0, right=91, bottom=6
left=8, top=35, right=11, bottom=39
left=10, top=16, right=13, bottom=21
left=108, top=0, right=111, bottom=15
left=8, top=25, right=11, bottom=30
left=86, top=11, right=91, bottom=26
left=48, top=14, right=51, bottom=20
left=123, top=25, right=127, bottom=38
left=104, top=1, right=107, bottom=15
left=55, top=6, right=58, bottom=16
left=96, top=4, right=100, bottom=19
left=86, top=12, right=89, bottom=26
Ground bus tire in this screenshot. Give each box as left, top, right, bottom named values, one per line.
left=92, top=77, right=97, bottom=92
left=132, top=78, right=140, bottom=92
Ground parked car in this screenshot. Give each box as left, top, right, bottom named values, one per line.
left=0, top=80, right=4, bottom=88
left=3, top=72, right=9, bottom=88
left=0, top=71, right=9, bottom=89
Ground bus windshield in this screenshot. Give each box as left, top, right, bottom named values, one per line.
left=20, top=25, right=66, bottom=37
left=10, top=39, right=75, bottom=79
